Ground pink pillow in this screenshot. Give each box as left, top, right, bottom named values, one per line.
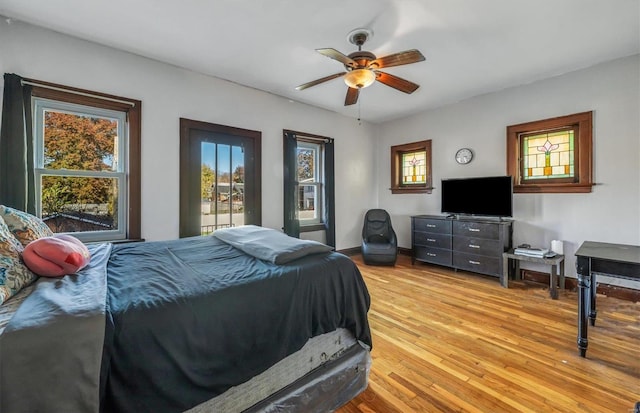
left=22, top=234, right=91, bottom=277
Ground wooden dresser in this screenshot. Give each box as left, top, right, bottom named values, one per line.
left=411, top=215, right=513, bottom=278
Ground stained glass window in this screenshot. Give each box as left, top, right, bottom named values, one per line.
left=507, top=112, right=592, bottom=193
left=521, top=128, right=574, bottom=181
left=402, top=150, right=427, bottom=184
left=391, top=140, right=432, bottom=194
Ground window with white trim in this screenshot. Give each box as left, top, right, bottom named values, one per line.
left=297, top=140, right=323, bottom=226
left=33, top=98, right=128, bottom=242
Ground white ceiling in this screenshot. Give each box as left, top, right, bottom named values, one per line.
left=1, top=0, right=638, bottom=123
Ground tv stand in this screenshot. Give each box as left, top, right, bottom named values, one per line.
left=411, top=215, right=513, bottom=278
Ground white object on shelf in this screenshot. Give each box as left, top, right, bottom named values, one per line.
left=551, top=240, right=564, bottom=255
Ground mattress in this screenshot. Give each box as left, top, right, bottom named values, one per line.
left=0, top=292, right=371, bottom=413
left=187, top=328, right=370, bottom=413
left=2, top=297, right=370, bottom=413
left=2, top=291, right=370, bottom=413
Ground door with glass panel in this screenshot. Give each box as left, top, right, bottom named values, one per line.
left=179, top=119, right=261, bottom=238
left=200, top=141, right=247, bottom=233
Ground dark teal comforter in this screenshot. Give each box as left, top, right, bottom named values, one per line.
left=101, top=235, right=371, bottom=412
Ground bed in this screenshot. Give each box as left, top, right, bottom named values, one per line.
left=0, top=225, right=372, bottom=413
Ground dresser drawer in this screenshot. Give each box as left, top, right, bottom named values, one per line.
left=413, top=231, right=452, bottom=249
left=453, top=221, right=499, bottom=239
left=413, top=218, right=451, bottom=234
left=414, top=246, right=452, bottom=267
left=453, top=236, right=502, bottom=256
left=453, top=252, right=501, bottom=277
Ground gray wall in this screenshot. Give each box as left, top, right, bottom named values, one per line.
left=376, top=55, right=640, bottom=286
left=0, top=19, right=378, bottom=249
left=2, top=19, right=639, bottom=289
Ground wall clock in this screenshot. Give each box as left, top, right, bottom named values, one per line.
left=455, top=148, right=473, bottom=164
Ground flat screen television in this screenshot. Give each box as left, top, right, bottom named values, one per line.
left=441, top=176, right=513, bottom=218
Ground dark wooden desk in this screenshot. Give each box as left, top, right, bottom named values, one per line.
left=575, top=241, right=640, bottom=357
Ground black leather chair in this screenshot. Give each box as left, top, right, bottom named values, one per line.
left=361, top=209, right=397, bottom=265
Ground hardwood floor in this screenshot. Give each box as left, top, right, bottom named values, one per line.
left=337, top=255, right=640, bottom=413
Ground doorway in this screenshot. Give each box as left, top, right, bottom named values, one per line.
left=180, top=118, right=261, bottom=237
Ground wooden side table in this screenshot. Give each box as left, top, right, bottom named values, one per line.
left=502, top=251, right=565, bottom=299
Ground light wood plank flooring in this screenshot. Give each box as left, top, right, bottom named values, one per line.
left=338, top=255, right=640, bottom=413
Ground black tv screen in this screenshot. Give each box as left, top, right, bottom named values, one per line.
left=441, top=176, right=513, bottom=217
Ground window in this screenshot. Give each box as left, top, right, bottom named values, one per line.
left=297, top=141, right=323, bottom=226
left=30, top=81, right=141, bottom=241
left=507, top=111, right=593, bottom=193
left=521, top=128, right=575, bottom=181
left=390, top=140, right=432, bottom=194
left=283, top=130, right=335, bottom=245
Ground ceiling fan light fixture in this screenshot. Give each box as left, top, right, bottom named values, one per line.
left=343, top=69, right=376, bottom=89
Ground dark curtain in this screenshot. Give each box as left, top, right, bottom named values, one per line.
left=323, top=139, right=335, bottom=247
left=283, top=131, right=300, bottom=238
left=0, top=73, right=34, bottom=213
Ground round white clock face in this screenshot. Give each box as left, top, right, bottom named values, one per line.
left=455, top=148, right=473, bottom=164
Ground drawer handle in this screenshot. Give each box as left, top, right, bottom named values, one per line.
left=469, top=260, right=480, bottom=265
left=427, top=253, right=437, bottom=257
left=468, top=244, right=480, bottom=249
left=426, top=238, right=436, bottom=242
left=468, top=228, right=480, bottom=232
left=426, top=224, right=436, bottom=228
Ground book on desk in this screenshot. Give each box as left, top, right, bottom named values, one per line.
left=514, top=247, right=551, bottom=258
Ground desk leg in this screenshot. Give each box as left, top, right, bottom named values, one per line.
left=559, top=260, right=565, bottom=290
left=550, top=264, right=558, bottom=300
left=589, top=273, right=597, bottom=326
left=576, top=256, right=590, bottom=357
left=501, top=257, right=510, bottom=288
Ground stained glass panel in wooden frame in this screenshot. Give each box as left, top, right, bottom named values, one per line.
left=402, top=150, right=426, bottom=184
left=522, top=129, right=574, bottom=181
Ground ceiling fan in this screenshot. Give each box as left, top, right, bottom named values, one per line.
left=295, top=29, right=425, bottom=106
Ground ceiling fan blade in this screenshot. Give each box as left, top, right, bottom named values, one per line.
left=295, top=72, right=346, bottom=91
left=369, top=49, right=425, bottom=69
left=375, top=71, right=420, bottom=94
left=344, top=87, right=359, bottom=106
left=316, top=48, right=358, bottom=69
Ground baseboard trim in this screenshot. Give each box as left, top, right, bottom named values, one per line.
left=521, top=269, right=639, bottom=302
left=338, top=254, right=638, bottom=302
left=336, top=246, right=411, bottom=257
left=398, top=247, right=412, bottom=256
left=337, top=247, right=361, bottom=256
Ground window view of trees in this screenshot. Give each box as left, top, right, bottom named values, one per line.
left=40, top=111, right=119, bottom=232
left=200, top=143, right=246, bottom=234
left=201, top=164, right=245, bottom=202
left=201, top=164, right=215, bottom=200
left=297, top=148, right=314, bottom=181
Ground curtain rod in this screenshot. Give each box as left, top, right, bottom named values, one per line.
left=21, top=80, right=136, bottom=107
left=293, top=135, right=332, bottom=144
